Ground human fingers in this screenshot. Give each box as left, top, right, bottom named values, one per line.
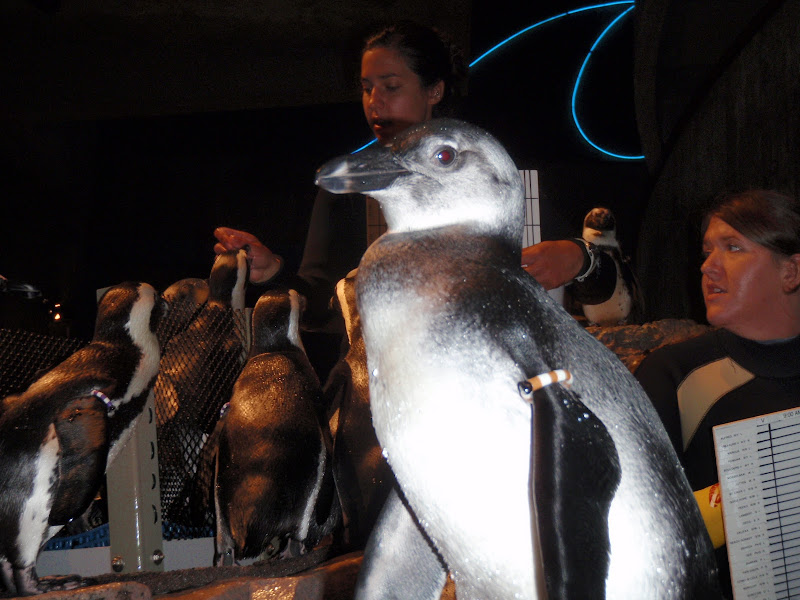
left=214, top=227, right=258, bottom=251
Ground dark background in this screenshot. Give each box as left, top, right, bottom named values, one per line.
left=4, top=0, right=794, bottom=339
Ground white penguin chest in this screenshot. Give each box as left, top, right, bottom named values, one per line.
left=583, top=263, right=632, bottom=326
left=360, top=295, right=537, bottom=597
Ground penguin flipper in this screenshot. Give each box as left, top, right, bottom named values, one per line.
left=530, top=382, right=621, bottom=598
left=354, top=487, right=446, bottom=600
left=49, top=395, right=109, bottom=525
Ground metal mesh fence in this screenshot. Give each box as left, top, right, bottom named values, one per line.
left=0, top=328, right=103, bottom=547
left=154, top=302, right=249, bottom=540
left=0, top=328, right=87, bottom=400
left=0, top=299, right=250, bottom=545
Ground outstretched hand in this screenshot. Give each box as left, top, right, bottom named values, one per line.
left=214, top=227, right=282, bottom=284
left=521, top=240, right=584, bottom=290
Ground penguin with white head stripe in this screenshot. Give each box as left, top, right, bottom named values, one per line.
left=0, top=281, right=163, bottom=596
left=214, top=289, right=339, bottom=564
left=575, top=206, right=644, bottom=326
left=316, top=118, right=721, bottom=599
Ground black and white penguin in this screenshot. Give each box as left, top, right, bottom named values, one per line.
left=214, top=289, right=339, bottom=564
left=155, top=248, right=249, bottom=526
left=323, top=269, right=396, bottom=550
left=577, top=207, right=643, bottom=326
left=315, top=118, right=720, bottom=599
left=0, top=281, right=162, bottom=596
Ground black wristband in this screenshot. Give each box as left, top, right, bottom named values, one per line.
left=570, top=238, right=599, bottom=282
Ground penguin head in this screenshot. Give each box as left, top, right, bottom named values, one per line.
left=158, top=277, right=210, bottom=346
left=250, top=289, right=306, bottom=355
left=582, top=207, right=619, bottom=249
left=208, top=247, right=249, bottom=310
left=163, top=277, right=210, bottom=308
left=316, top=118, right=524, bottom=242
left=94, top=281, right=163, bottom=351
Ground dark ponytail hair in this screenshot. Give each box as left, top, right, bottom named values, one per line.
left=362, top=20, right=466, bottom=117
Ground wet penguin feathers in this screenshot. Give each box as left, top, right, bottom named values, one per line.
left=249, top=287, right=305, bottom=355
left=208, top=248, right=249, bottom=312
left=155, top=248, right=249, bottom=527
left=531, top=380, right=621, bottom=598
left=6, top=282, right=162, bottom=445
left=0, top=281, right=162, bottom=596
left=214, top=289, right=338, bottom=564
left=158, top=277, right=210, bottom=344
left=316, top=118, right=720, bottom=599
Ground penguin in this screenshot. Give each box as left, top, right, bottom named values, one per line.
left=214, top=289, right=339, bottom=565
left=315, top=118, right=721, bottom=599
left=154, top=248, right=249, bottom=527
left=0, top=281, right=162, bottom=596
left=576, top=207, right=644, bottom=326
left=323, top=269, right=396, bottom=550
left=156, top=277, right=210, bottom=348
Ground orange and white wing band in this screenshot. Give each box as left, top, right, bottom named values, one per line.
left=517, top=369, right=573, bottom=403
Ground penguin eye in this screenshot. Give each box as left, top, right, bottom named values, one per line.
left=435, top=146, right=456, bottom=166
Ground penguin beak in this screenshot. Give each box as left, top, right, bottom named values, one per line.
left=315, top=145, right=409, bottom=194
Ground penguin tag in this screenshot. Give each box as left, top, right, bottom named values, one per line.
left=91, top=389, right=115, bottom=414
left=517, top=369, right=574, bottom=403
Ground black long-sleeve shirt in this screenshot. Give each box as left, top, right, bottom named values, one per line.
left=635, top=329, right=800, bottom=598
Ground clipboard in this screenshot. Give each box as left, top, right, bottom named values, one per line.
left=713, top=406, right=800, bottom=599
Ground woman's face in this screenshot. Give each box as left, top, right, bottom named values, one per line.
left=701, top=216, right=795, bottom=339
left=361, top=46, right=443, bottom=146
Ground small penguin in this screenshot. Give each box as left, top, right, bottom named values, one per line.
left=577, top=207, right=643, bottom=326
left=155, top=248, right=249, bottom=527
left=323, top=269, right=396, bottom=549
left=315, top=119, right=720, bottom=599
left=214, top=289, right=339, bottom=564
left=0, top=282, right=162, bottom=596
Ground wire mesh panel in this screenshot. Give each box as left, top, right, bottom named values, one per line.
left=1, top=303, right=250, bottom=549
left=0, top=328, right=86, bottom=400
left=0, top=328, right=108, bottom=547
left=154, top=303, right=249, bottom=540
